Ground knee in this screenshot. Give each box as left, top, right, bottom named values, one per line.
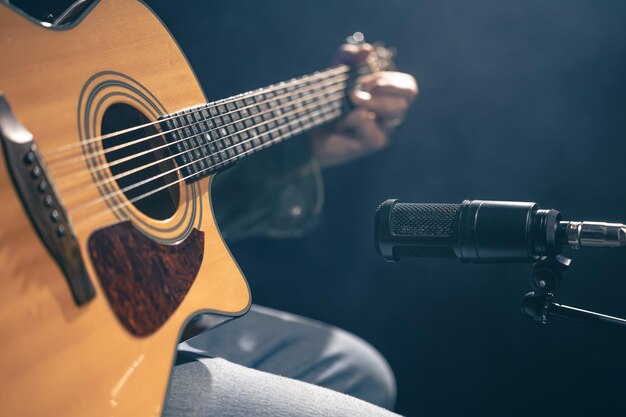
left=324, top=327, right=397, bottom=410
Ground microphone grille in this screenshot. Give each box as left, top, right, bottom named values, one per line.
left=390, top=203, right=460, bottom=237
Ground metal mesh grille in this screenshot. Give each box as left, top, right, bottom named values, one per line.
left=390, top=203, right=460, bottom=237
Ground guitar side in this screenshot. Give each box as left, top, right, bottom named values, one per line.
left=0, top=1, right=250, bottom=416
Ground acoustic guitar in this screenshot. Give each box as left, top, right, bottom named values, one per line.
left=0, top=1, right=393, bottom=415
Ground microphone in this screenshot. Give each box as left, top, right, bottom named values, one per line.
left=374, top=199, right=626, bottom=263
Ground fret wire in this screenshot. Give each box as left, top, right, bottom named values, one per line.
left=45, top=65, right=352, bottom=158
left=176, top=74, right=342, bottom=170
left=170, top=80, right=347, bottom=181
left=69, top=89, right=345, bottom=212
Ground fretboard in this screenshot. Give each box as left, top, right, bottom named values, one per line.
left=158, top=64, right=356, bottom=183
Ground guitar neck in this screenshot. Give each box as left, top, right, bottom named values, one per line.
left=159, top=64, right=357, bottom=183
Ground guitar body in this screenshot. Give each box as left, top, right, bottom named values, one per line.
left=0, top=1, right=250, bottom=416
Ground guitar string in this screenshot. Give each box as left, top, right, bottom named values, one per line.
left=73, top=98, right=343, bottom=227
left=46, top=67, right=353, bottom=167
left=68, top=89, right=345, bottom=213
left=57, top=80, right=350, bottom=197
left=49, top=71, right=352, bottom=174
left=51, top=73, right=352, bottom=181
left=57, top=80, right=348, bottom=193
left=62, top=63, right=379, bottom=224
left=63, top=88, right=345, bottom=208
left=73, top=99, right=342, bottom=225
left=44, top=64, right=352, bottom=158
left=45, top=65, right=351, bottom=158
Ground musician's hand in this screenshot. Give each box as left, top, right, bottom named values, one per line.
left=311, top=43, right=418, bottom=168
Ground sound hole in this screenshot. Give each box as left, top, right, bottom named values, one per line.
left=101, top=103, right=179, bottom=220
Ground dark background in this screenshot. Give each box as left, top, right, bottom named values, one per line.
left=13, top=1, right=626, bottom=416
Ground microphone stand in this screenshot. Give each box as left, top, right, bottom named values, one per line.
left=521, top=255, right=626, bottom=333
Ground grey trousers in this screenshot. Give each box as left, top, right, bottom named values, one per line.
left=162, top=305, right=401, bottom=416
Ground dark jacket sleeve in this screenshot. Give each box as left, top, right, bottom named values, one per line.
left=210, top=135, right=323, bottom=243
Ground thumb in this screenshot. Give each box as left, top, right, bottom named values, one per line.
left=331, top=43, right=374, bottom=66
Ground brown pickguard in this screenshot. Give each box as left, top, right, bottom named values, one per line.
left=88, top=222, right=204, bottom=337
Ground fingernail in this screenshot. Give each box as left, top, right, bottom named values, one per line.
left=353, top=90, right=371, bottom=102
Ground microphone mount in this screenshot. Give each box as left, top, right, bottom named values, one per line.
left=374, top=198, right=626, bottom=333
left=521, top=255, right=626, bottom=333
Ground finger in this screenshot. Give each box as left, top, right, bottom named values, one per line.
left=331, top=43, right=375, bottom=66
left=359, top=71, right=418, bottom=99
left=337, top=108, right=389, bottom=150
left=350, top=90, right=411, bottom=119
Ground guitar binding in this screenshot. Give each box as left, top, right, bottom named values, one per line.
left=0, top=93, right=95, bottom=305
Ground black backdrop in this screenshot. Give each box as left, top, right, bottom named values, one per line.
left=13, top=1, right=626, bottom=416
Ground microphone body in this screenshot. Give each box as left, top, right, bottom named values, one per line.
left=374, top=200, right=625, bottom=263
